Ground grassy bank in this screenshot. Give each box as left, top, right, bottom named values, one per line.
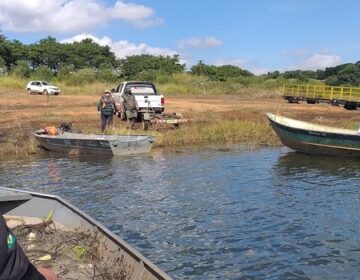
left=153, top=116, right=278, bottom=149
left=0, top=75, right=282, bottom=159
left=0, top=74, right=281, bottom=97
left=3, top=76, right=358, bottom=160
left=0, top=113, right=279, bottom=160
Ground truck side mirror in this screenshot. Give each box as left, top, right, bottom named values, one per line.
left=111, top=88, right=115, bottom=93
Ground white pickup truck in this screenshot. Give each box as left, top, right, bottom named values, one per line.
left=112, top=81, right=165, bottom=129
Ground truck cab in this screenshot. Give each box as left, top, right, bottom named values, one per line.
left=113, top=81, right=165, bottom=129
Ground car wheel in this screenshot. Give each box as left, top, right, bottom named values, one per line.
left=27, top=89, right=32, bottom=95
left=43, top=90, right=48, bottom=95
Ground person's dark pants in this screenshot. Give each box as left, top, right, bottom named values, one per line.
left=100, top=113, right=113, bottom=132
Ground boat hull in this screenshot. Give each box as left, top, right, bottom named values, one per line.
left=266, top=113, right=360, bottom=157
left=0, top=187, right=170, bottom=280
left=33, top=131, right=155, bottom=156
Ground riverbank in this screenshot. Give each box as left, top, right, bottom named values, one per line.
left=1, top=87, right=360, bottom=159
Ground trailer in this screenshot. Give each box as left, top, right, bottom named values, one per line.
left=282, top=84, right=360, bottom=110
left=150, top=112, right=191, bottom=129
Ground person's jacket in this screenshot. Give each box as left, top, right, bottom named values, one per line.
left=0, top=214, right=45, bottom=279
left=122, top=93, right=137, bottom=110
left=97, top=94, right=117, bottom=116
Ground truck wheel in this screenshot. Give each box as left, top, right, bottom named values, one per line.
left=27, top=89, right=32, bottom=95
left=43, top=90, right=48, bottom=95
left=142, top=120, right=150, bottom=130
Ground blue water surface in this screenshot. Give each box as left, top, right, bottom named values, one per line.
left=1, top=146, right=360, bottom=279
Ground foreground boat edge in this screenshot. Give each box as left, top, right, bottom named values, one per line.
left=0, top=187, right=171, bottom=280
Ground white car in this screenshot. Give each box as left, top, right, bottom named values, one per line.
left=26, top=81, right=61, bottom=95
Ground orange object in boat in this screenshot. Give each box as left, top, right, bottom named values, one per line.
left=44, top=126, right=59, bottom=136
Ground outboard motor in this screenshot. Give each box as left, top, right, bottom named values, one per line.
left=58, top=122, right=73, bottom=132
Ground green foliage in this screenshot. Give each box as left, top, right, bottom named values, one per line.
left=11, top=60, right=31, bottom=78
left=190, top=61, right=253, bottom=82
left=3, top=33, right=360, bottom=88
left=135, top=69, right=165, bottom=81
left=120, top=54, right=185, bottom=80
left=97, top=65, right=117, bottom=82
left=66, top=68, right=97, bottom=85
left=32, top=65, right=53, bottom=81
left=68, top=39, right=117, bottom=70
left=325, top=64, right=360, bottom=86
left=0, top=75, right=26, bottom=89
left=155, top=73, right=279, bottom=97
left=57, top=64, right=75, bottom=81
left=0, top=57, right=6, bottom=75
left=0, top=36, right=28, bottom=71
left=281, top=70, right=318, bottom=82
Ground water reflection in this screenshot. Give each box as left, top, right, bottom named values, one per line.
left=275, top=149, right=360, bottom=182
left=276, top=151, right=360, bottom=178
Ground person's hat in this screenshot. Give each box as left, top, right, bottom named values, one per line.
left=104, top=89, right=111, bottom=94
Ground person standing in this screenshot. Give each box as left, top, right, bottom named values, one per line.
left=0, top=214, right=57, bottom=280
left=97, top=89, right=117, bottom=133
left=121, top=88, right=137, bottom=129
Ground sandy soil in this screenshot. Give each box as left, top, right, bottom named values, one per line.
left=1, top=88, right=360, bottom=131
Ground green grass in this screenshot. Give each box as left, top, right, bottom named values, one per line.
left=0, top=74, right=282, bottom=97
left=154, top=117, right=279, bottom=149
left=0, top=75, right=113, bottom=95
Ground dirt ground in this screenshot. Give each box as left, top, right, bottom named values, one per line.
left=1, top=88, right=360, bottom=131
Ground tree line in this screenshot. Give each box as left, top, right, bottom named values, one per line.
left=1, top=34, right=360, bottom=87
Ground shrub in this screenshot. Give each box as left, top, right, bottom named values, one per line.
left=66, top=68, right=97, bottom=85
left=32, top=65, right=54, bottom=81
left=11, top=60, right=31, bottom=78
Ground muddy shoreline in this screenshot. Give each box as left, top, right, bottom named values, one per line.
left=1, top=88, right=360, bottom=159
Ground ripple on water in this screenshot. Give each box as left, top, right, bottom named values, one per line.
left=1, top=148, right=360, bottom=279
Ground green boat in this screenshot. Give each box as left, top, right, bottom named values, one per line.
left=266, top=112, right=360, bottom=157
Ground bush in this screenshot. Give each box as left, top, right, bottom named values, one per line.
left=97, top=67, right=117, bottom=83
left=57, top=65, right=75, bottom=81
left=0, top=57, right=7, bottom=75
left=135, top=70, right=159, bottom=82
left=32, top=65, right=53, bottom=81
left=66, top=68, right=97, bottom=85
left=11, top=60, right=31, bottom=78
left=156, top=74, right=172, bottom=84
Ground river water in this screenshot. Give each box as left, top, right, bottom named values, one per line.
left=1, top=146, right=360, bottom=279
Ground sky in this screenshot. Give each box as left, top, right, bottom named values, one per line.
left=0, top=0, right=360, bottom=75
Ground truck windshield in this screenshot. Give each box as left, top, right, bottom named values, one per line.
left=126, top=84, right=156, bottom=95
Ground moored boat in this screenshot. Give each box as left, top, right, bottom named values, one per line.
left=33, top=129, right=155, bottom=156
left=266, top=112, right=360, bottom=157
left=0, top=187, right=170, bottom=280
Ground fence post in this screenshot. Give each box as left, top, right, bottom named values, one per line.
left=330, top=87, right=333, bottom=100
left=306, top=84, right=309, bottom=97
left=340, top=87, right=343, bottom=100
left=313, top=85, right=315, bottom=98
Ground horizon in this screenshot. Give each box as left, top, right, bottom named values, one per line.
left=1, top=0, right=359, bottom=75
